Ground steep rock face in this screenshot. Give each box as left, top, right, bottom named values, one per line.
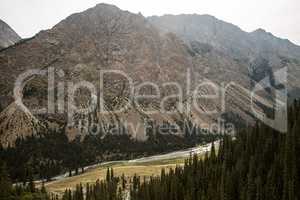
left=0, top=19, right=21, bottom=49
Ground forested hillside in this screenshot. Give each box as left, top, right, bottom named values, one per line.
left=61, top=100, right=300, bottom=200
left=0, top=162, right=51, bottom=200
left=128, top=100, right=300, bottom=200
left=0, top=122, right=217, bottom=183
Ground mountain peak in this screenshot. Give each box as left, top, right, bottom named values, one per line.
left=94, top=3, right=120, bottom=9
left=85, top=3, right=131, bottom=16
left=251, top=28, right=273, bottom=36
left=253, top=28, right=267, bottom=33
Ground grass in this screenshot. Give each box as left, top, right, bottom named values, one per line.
left=40, top=158, right=185, bottom=196
left=39, top=142, right=215, bottom=196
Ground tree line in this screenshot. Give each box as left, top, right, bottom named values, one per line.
left=0, top=119, right=217, bottom=183
left=2, top=99, right=299, bottom=200
left=129, top=99, right=300, bottom=200
left=65, top=99, right=300, bottom=200
left=0, top=160, right=53, bottom=200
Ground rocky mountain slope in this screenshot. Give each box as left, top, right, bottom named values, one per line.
left=0, top=4, right=194, bottom=144
left=149, top=14, right=300, bottom=89
left=0, top=19, right=21, bottom=50
left=0, top=4, right=299, bottom=145
left=148, top=14, right=300, bottom=60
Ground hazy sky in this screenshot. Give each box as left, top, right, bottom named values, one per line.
left=1, top=0, right=299, bottom=45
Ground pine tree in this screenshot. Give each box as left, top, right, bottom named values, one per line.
left=0, top=162, right=12, bottom=199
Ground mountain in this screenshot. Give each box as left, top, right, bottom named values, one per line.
left=0, top=4, right=194, bottom=144
left=148, top=14, right=300, bottom=60
left=0, top=19, right=21, bottom=50
left=149, top=14, right=300, bottom=89
left=0, top=4, right=299, bottom=145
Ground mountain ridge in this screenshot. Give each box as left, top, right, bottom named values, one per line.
left=149, top=13, right=300, bottom=47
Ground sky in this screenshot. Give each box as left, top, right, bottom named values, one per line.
left=1, top=0, right=299, bottom=45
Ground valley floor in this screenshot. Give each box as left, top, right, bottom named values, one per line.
left=40, top=141, right=218, bottom=196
